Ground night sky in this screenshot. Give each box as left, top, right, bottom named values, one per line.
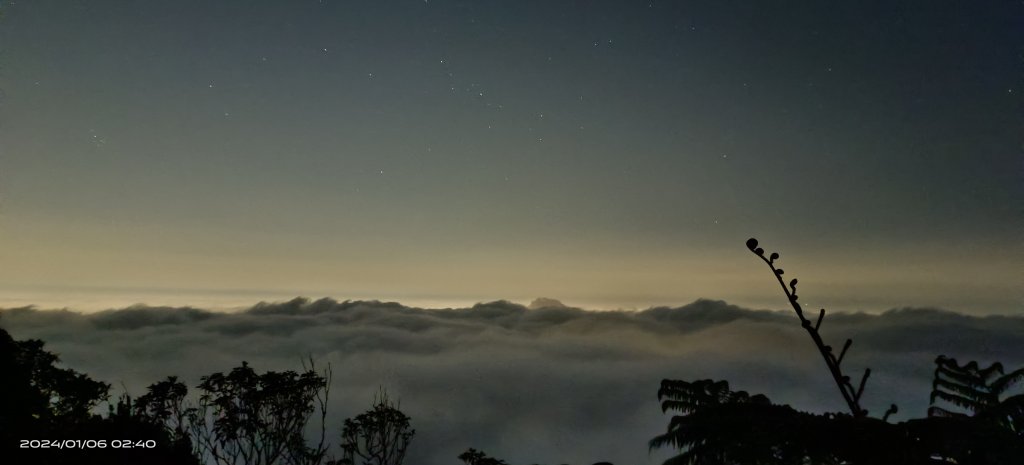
left=0, top=0, right=1021, bottom=313
left=2, top=1, right=1024, bottom=464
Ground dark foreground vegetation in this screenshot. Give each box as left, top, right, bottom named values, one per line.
left=1, top=239, right=1021, bottom=464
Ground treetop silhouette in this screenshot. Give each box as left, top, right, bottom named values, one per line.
left=336, top=389, right=415, bottom=465
left=459, top=447, right=510, bottom=465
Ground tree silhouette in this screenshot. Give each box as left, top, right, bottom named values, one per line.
left=101, top=392, right=203, bottom=465
left=337, top=390, right=415, bottom=465
left=132, top=359, right=333, bottom=465
left=2, top=321, right=335, bottom=465
left=135, top=375, right=196, bottom=454
left=0, top=327, right=110, bottom=436
left=185, top=361, right=332, bottom=465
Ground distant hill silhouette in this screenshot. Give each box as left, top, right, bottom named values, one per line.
left=528, top=298, right=568, bottom=310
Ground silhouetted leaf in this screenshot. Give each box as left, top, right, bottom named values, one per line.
left=745, top=238, right=758, bottom=251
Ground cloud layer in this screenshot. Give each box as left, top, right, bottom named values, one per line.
left=2, top=299, right=1021, bottom=465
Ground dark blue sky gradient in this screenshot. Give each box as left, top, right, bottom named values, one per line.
left=0, top=0, right=1020, bottom=313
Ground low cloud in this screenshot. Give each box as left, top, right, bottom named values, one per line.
left=2, top=299, right=1021, bottom=465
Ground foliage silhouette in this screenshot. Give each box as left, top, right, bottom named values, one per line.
left=0, top=322, right=353, bottom=465
left=139, top=361, right=333, bottom=465
left=0, top=326, right=109, bottom=433
left=652, top=377, right=1023, bottom=464
left=101, top=392, right=204, bottom=465
left=456, top=447, right=615, bottom=465
left=337, top=389, right=415, bottom=465
left=648, top=379, right=880, bottom=465
left=649, top=239, right=1024, bottom=465
left=929, top=355, right=1024, bottom=436
left=459, top=447, right=510, bottom=465
left=0, top=326, right=200, bottom=464
left=135, top=375, right=195, bottom=454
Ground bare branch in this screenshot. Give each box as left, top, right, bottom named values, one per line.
left=745, top=237, right=888, bottom=418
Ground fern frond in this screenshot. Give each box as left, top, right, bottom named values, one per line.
left=935, top=363, right=989, bottom=389
left=927, top=406, right=966, bottom=418
left=979, top=361, right=1005, bottom=382
left=991, top=367, right=1024, bottom=396
left=930, top=390, right=988, bottom=413
left=932, top=377, right=988, bottom=399
left=661, top=400, right=697, bottom=414
left=930, top=377, right=999, bottom=412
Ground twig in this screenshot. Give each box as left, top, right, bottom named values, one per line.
left=746, top=237, right=875, bottom=418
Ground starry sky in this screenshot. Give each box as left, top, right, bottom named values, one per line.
left=0, top=0, right=1021, bottom=314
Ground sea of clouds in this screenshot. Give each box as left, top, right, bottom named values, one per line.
left=2, top=298, right=1021, bottom=465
